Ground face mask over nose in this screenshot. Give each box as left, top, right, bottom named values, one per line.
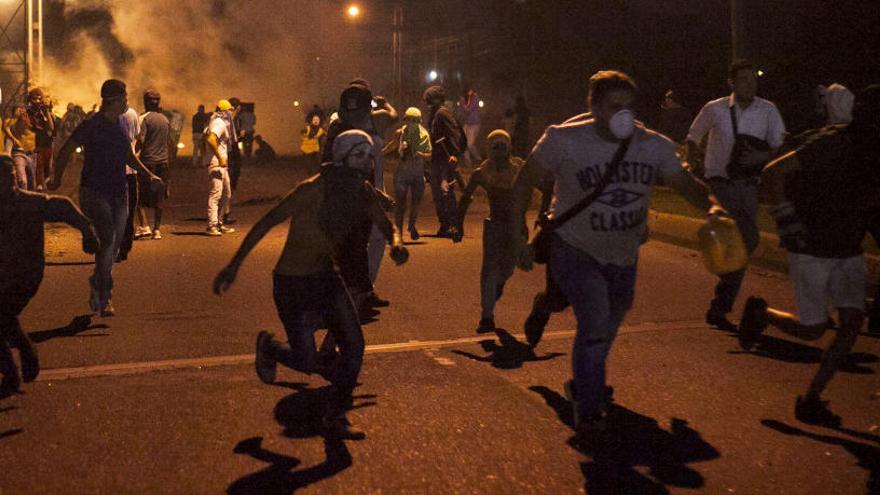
left=609, top=109, right=635, bottom=140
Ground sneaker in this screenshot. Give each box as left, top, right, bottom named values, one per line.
left=359, top=306, right=380, bottom=323
left=738, top=297, right=768, bottom=350
left=100, top=301, right=115, bottom=318
left=135, top=226, right=152, bottom=239
left=795, top=396, right=842, bottom=428
left=409, top=227, right=420, bottom=240
left=219, top=225, right=236, bottom=234
left=365, top=292, right=390, bottom=308
left=476, top=317, right=496, bottom=334
left=18, top=342, right=39, bottom=383
left=206, top=227, right=223, bottom=236
left=706, top=310, right=738, bottom=332
left=151, top=229, right=162, bottom=240
left=255, top=331, right=277, bottom=384
left=436, top=227, right=452, bottom=238
left=322, top=414, right=366, bottom=440
left=525, top=297, right=551, bottom=348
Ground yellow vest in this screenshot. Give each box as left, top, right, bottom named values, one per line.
left=300, top=126, right=325, bottom=155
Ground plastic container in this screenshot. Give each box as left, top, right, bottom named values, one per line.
left=697, top=216, right=748, bottom=275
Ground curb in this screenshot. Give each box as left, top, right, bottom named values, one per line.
left=647, top=209, right=880, bottom=283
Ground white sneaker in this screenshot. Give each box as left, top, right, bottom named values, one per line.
left=206, top=227, right=222, bottom=236
left=219, top=225, right=236, bottom=234
left=135, top=226, right=152, bottom=239
left=152, top=229, right=162, bottom=240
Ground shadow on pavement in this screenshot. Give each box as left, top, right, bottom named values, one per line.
left=171, top=231, right=217, bottom=237
left=227, top=383, right=376, bottom=494
left=762, top=419, right=879, bottom=494
left=451, top=329, right=565, bottom=369
left=531, top=385, right=719, bottom=494
left=0, top=428, right=23, bottom=440
left=731, top=335, right=877, bottom=375
left=28, top=315, right=108, bottom=343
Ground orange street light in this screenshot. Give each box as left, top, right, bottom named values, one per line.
left=346, top=4, right=361, bottom=18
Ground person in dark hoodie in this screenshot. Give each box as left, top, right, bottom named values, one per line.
left=424, top=85, right=464, bottom=239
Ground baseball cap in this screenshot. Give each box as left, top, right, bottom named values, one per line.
left=217, top=99, right=233, bottom=111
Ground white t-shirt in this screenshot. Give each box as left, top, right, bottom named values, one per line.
left=205, top=115, right=229, bottom=168
left=117, top=107, right=140, bottom=175
left=687, top=95, right=786, bottom=178
left=532, top=119, right=683, bottom=266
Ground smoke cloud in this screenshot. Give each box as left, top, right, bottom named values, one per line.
left=41, top=0, right=375, bottom=153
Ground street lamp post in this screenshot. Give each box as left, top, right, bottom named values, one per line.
left=392, top=3, right=403, bottom=105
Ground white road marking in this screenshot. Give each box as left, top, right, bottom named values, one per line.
left=36, top=320, right=708, bottom=382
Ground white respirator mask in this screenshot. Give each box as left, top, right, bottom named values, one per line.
left=609, top=109, right=635, bottom=140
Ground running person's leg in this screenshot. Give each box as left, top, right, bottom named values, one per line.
left=408, top=176, right=425, bottom=237
left=393, top=177, right=408, bottom=234
left=478, top=218, right=505, bottom=331
left=525, top=243, right=570, bottom=347
left=12, top=154, right=29, bottom=191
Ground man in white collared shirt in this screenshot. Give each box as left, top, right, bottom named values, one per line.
left=687, top=60, right=786, bottom=331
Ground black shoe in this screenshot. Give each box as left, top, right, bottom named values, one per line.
left=476, top=318, right=495, bottom=334
left=795, top=396, right=841, bottom=428
left=19, top=343, right=39, bottom=383
left=322, top=414, right=366, bottom=440
left=705, top=310, right=737, bottom=332
left=525, top=296, right=550, bottom=347
left=365, top=292, right=390, bottom=308
left=409, top=227, right=420, bottom=240
left=255, top=331, right=277, bottom=384
left=115, top=251, right=128, bottom=263
left=359, top=306, right=380, bottom=323
left=436, top=227, right=451, bottom=238
left=738, top=297, right=768, bottom=350
left=223, top=215, right=237, bottom=225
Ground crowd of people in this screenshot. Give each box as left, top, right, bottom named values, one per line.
left=1, top=61, right=878, bottom=444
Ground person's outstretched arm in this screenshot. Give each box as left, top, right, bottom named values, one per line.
left=455, top=169, right=485, bottom=241
left=47, top=135, right=79, bottom=190
left=367, top=184, right=408, bottom=265
left=213, top=188, right=301, bottom=294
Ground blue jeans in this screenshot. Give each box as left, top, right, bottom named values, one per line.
left=550, top=236, right=637, bottom=420
left=79, top=187, right=128, bottom=309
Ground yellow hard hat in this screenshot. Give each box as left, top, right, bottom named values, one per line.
left=404, top=107, right=421, bottom=119
left=217, top=99, right=233, bottom=111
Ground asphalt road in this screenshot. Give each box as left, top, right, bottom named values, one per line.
left=1, top=161, right=878, bottom=494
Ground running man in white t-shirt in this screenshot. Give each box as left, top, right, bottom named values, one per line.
left=511, top=71, right=724, bottom=444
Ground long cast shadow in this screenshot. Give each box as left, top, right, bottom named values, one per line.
left=732, top=334, right=876, bottom=374
left=451, top=329, right=565, bottom=369
left=28, top=315, right=109, bottom=343
left=531, top=385, right=719, bottom=494
left=0, top=428, right=23, bottom=440
left=227, top=383, right=376, bottom=494
left=762, top=419, right=879, bottom=494
left=45, top=261, right=95, bottom=267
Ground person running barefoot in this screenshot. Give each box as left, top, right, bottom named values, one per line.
left=214, top=130, right=409, bottom=440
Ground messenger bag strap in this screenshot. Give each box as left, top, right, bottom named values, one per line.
left=548, top=136, right=631, bottom=229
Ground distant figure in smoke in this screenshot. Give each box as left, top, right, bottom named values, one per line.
left=191, top=105, right=210, bottom=167
left=204, top=99, right=238, bottom=237
left=390, top=107, right=431, bottom=240
left=455, top=130, right=525, bottom=333
left=424, top=85, right=464, bottom=239
left=512, top=95, right=532, bottom=159
left=117, top=102, right=142, bottom=260
left=238, top=103, right=256, bottom=158
left=50, top=79, right=163, bottom=317
left=0, top=156, right=99, bottom=397
left=253, top=134, right=276, bottom=166
left=214, top=129, right=409, bottom=439
left=136, top=89, right=171, bottom=240
left=26, top=88, right=55, bottom=191
left=300, top=114, right=326, bottom=176
left=657, top=90, right=693, bottom=145
left=457, top=87, right=482, bottom=167
left=306, top=104, right=326, bottom=126
left=224, top=97, right=243, bottom=225
left=3, top=104, right=37, bottom=191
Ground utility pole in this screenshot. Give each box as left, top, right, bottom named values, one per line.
left=392, top=3, right=403, bottom=105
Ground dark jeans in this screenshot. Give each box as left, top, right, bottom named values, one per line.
left=228, top=144, right=243, bottom=192
left=393, top=175, right=424, bottom=232
left=429, top=161, right=458, bottom=231
left=708, top=179, right=760, bottom=315
left=80, top=187, right=128, bottom=308
left=480, top=218, right=517, bottom=319
left=120, top=174, right=139, bottom=257
left=271, top=272, right=364, bottom=405
left=550, top=236, right=637, bottom=420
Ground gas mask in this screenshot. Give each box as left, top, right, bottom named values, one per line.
left=609, top=109, right=635, bottom=140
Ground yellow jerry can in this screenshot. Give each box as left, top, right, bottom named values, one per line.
left=697, top=216, right=748, bottom=275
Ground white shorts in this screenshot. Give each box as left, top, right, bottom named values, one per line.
left=788, top=253, right=866, bottom=326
